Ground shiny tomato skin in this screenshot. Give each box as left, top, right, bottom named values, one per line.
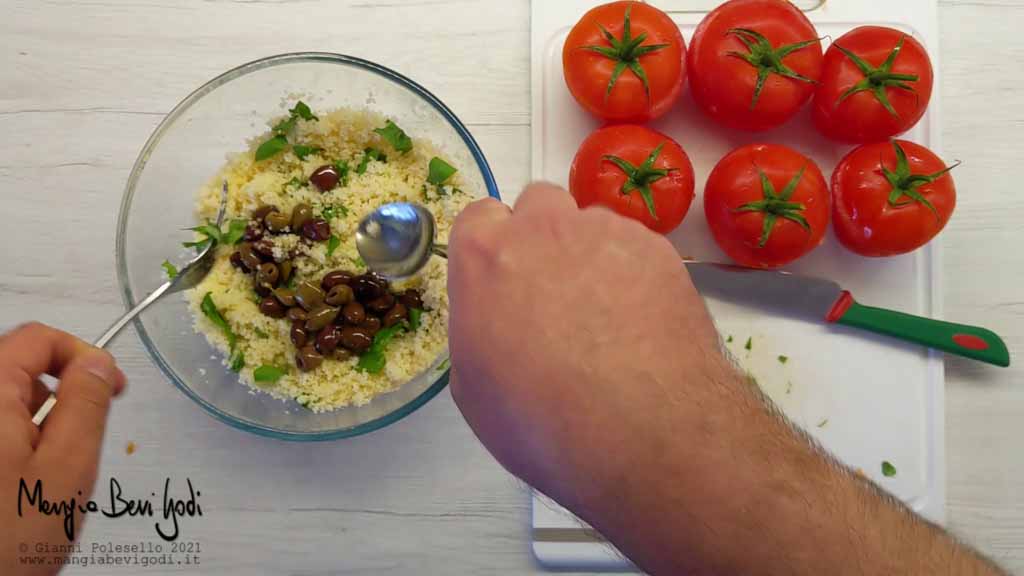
left=832, top=140, right=955, bottom=257
left=813, top=27, right=934, bottom=143
left=563, top=1, right=686, bottom=123
left=570, top=125, right=695, bottom=234
left=688, top=0, right=823, bottom=132
left=704, top=144, right=829, bottom=268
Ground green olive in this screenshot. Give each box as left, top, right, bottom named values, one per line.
left=279, top=260, right=293, bottom=285
left=294, top=281, right=325, bottom=311
left=273, top=287, right=297, bottom=307
left=305, top=306, right=340, bottom=331
left=264, top=210, right=291, bottom=233
left=291, top=204, right=313, bottom=231
left=256, top=263, right=280, bottom=289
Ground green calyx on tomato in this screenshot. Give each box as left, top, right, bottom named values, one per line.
left=725, top=28, right=819, bottom=109
left=882, top=140, right=959, bottom=219
left=735, top=166, right=811, bottom=248
left=834, top=36, right=920, bottom=118
left=603, top=142, right=676, bottom=220
left=581, top=5, right=669, bottom=99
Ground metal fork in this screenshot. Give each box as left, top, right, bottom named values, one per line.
left=31, top=182, right=229, bottom=426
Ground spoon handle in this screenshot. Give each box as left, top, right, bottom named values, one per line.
left=432, top=244, right=448, bottom=260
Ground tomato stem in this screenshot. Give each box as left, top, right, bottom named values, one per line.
left=734, top=166, right=811, bottom=248
left=580, top=5, right=670, bottom=100
left=834, top=36, right=920, bottom=118
left=881, top=140, right=959, bottom=219
left=603, top=142, right=676, bottom=220
left=725, top=28, right=819, bottom=110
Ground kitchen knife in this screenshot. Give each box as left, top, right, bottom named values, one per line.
left=685, top=261, right=1010, bottom=367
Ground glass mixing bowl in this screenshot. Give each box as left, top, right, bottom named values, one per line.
left=116, top=53, right=499, bottom=440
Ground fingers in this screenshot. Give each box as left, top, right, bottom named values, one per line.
left=512, top=182, right=578, bottom=217
left=0, top=322, right=90, bottom=407
left=35, top=349, right=124, bottom=474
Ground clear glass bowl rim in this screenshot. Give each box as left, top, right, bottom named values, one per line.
left=115, top=52, right=500, bottom=441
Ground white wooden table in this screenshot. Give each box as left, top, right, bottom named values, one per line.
left=2, top=1, right=1022, bottom=573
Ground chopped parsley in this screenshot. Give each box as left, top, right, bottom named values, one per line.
left=260, top=100, right=318, bottom=159
left=356, top=321, right=410, bottom=374
left=184, top=219, right=247, bottom=250
left=374, top=119, right=413, bottom=153
left=437, top=357, right=451, bottom=372
left=253, top=365, right=286, bottom=383
left=351, top=256, right=365, bottom=268
left=321, top=203, right=349, bottom=221
left=286, top=176, right=305, bottom=189
left=161, top=260, right=178, bottom=280
left=255, top=134, right=289, bottom=161
left=882, top=461, right=897, bottom=477
left=817, top=418, right=829, bottom=428
left=744, top=337, right=753, bottom=351
left=326, top=235, right=341, bottom=257
left=254, top=328, right=270, bottom=339
left=778, top=355, right=789, bottom=364
left=427, top=157, right=457, bottom=185
left=229, top=350, right=245, bottom=372
left=292, top=144, right=323, bottom=161
left=333, top=160, right=350, bottom=187
left=409, top=308, right=423, bottom=331
left=726, top=335, right=733, bottom=344
left=200, top=292, right=237, bottom=350
left=356, top=148, right=386, bottom=174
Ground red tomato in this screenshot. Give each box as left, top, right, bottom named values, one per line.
left=570, top=125, right=695, bottom=234
left=563, top=1, right=686, bottom=123
left=832, top=140, right=956, bottom=257
left=704, top=144, right=829, bottom=268
left=688, top=0, right=823, bottom=132
left=813, top=27, right=934, bottom=143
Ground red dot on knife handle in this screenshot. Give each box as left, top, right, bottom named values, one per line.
left=953, top=334, right=990, bottom=351
left=826, top=291, right=855, bottom=323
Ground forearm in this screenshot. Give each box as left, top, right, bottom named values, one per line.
left=571, top=366, right=1006, bottom=576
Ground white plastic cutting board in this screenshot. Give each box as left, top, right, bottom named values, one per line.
left=531, top=0, right=944, bottom=570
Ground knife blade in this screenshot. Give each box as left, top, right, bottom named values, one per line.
left=685, top=261, right=843, bottom=322
left=683, top=261, right=1011, bottom=367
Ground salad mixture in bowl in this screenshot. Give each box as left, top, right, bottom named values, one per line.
left=185, top=103, right=472, bottom=412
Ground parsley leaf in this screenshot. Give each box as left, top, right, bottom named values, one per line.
left=409, top=308, right=423, bottom=331
left=351, top=256, right=365, bottom=268
left=882, top=461, right=897, bottom=477
left=200, top=292, right=237, bottom=350
left=273, top=115, right=297, bottom=135
left=427, top=157, right=457, bottom=185
left=289, top=100, right=317, bottom=121
left=356, top=148, right=386, bottom=174
left=374, top=119, right=413, bottom=153
left=253, top=365, right=286, bottom=383
left=293, top=144, right=323, bottom=161
left=333, top=160, right=351, bottom=187
left=356, top=322, right=409, bottom=374
left=255, top=134, right=289, bottom=161
left=286, top=176, right=305, bottom=189
left=321, top=203, right=348, bottom=221
left=161, top=260, right=178, bottom=280
left=327, top=235, right=341, bottom=257
left=222, top=219, right=248, bottom=245
left=229, top=350, right=245, bottom=372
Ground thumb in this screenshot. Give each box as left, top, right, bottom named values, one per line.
left=35, top=349, right=125, bottom=479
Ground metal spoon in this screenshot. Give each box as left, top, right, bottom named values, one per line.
left=355, top=202, right=447, bottom=278
left=31, top=182, right=229, bottom=426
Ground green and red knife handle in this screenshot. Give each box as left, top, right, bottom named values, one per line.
left=826, top=291, right=1011, bottom=367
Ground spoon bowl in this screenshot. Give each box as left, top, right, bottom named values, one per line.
left=356, top=202, right=445, bottom=278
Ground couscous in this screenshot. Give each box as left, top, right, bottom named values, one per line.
left=183, top=103, right=473, bottom=412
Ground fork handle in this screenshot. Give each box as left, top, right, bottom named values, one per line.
left=31, top=279, right=174, bottom=426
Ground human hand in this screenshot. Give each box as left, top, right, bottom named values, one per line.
left=447, top=182, right=737, bottom=509
left=0, top=323, right=126, bottom=576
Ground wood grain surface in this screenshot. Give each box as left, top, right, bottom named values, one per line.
left=1, top=0, right=1022, bottom=573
